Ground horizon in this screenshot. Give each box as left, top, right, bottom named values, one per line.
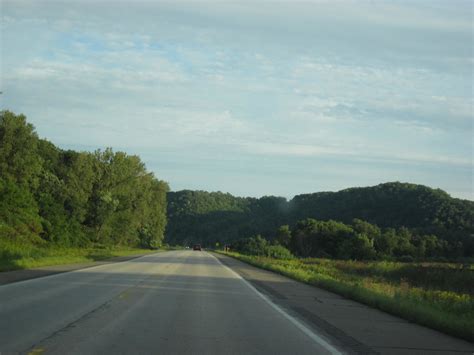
left=38, top=133, right=474, bottom=201
left=161, top=180, right=474, bottom=202
left=1, top=0, right=473, bottom=200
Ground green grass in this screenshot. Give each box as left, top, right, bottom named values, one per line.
left=0, top=240, right=160, bottom=272
left=218, top=251, right=474, bottom=342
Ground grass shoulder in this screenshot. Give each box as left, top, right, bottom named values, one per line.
left=216, top=251, right=474, bottom=342
left=0, top=241, right=163, bottom=272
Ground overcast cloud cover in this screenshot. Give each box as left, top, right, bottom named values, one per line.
left=1, top=0, right=472, bottom=199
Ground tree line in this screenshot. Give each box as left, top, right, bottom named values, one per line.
left=0, top=111, right=168, bottom=248
left=2, top=110, right=473, bottom=260
left=231, top=217, right=474, bottom=261
left=167, top=186, right=474, bottom=259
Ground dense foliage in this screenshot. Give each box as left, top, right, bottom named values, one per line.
left=2, top=110, right=473, bottom=260
left=231, top=235, right=294, bottom=259
left=167, top=186, right=473, bottom=259
left=287, top=218, right=470, bottom=260
left=0, top=111, right=169, bottom=249
left=290, top=184, right=474, bottom=241
left=166, top=190, right=288, bottom=246
left=230, top=217, right=470, bottom=261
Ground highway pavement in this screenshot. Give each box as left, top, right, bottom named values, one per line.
left=0, top=251, right=341, bottom=354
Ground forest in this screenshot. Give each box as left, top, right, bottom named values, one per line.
left=1, top=110, right=473, bottom=261
left=0, top=111, right=168, bottom=250
left=166, top=183, right=474, bottom=259
left=231, top=218, right=474, bottom=260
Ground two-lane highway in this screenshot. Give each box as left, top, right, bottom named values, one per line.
left=0, top=251, right=340, bottom=354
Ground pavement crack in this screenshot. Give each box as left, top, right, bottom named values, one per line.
left=21, top=297, right=114, bottom=354
left=314, top=296, right=324, bottom=303
left=21, top=275, right=155, bottom=354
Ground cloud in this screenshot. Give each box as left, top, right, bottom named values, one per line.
left=244, top=140, right=472, bottom=169
left=288, top=56, right=472, bottom=133
left=1, top=0, right=472, bottom=200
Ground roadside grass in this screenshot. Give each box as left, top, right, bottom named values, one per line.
left=217, top=251, right=474, bottom=342
left=0, top=240, right=160, bottom=272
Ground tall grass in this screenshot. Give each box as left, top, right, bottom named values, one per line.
left=219, top=252, right=474, bottom=342
left=0, top=239, right=158, bottom=271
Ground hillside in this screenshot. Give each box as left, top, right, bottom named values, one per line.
left=2, top=111, right=473, bottom=257
left=290, top=182, right=474, bottom=237
left=165, top=183, right=474, bottom=255
left=165, top=190, right=288, bottom=246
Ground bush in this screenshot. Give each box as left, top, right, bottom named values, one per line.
left=232, top=236, right=294, bottom=259
left=264, top=245, right=294, bottom=259
left=232, top=235, right=268, bottom=256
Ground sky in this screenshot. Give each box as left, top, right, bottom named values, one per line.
left=1, top=0, right=473, bottom=200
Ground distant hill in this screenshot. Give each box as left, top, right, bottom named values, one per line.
left=290, top=182, right=474, bottom=238
left=6, top=110, right=471, bottom=257
left=165, top=190, right=288, bottom=246
left=165, top=182, right=474, bottom=247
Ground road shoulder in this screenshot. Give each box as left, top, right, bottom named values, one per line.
left=213, top=252, right=474, bottom=355
left=0, top=253, right=154, bottom=286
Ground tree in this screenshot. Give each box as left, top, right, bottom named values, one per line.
left=276, top=225, right=291, bottom=247
left=0, top=111, right=43, bottom=242
left=0, top=111, right=42, bottom=188
left=0, top=178, right=42, bottom=242
left=348, top=234, right=376, bottom=260
left=352, top=219, right=381, bottom=241
left=290, top=218, right=319, bottom=257
left=0, top=111, right=169, bottom=249
left=374, top=228, right=398, bottom=256
left=394, top=227, right=416, bottom=256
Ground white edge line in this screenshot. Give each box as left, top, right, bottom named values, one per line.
left=209, top=252, right=343, bottom=355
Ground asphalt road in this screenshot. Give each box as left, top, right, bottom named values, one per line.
left=0, top=250, right=341, bottom=354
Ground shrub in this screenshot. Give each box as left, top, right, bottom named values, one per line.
left=232, top=235, right=268, bottom=256
left=264, top=245, right=294, bottom=259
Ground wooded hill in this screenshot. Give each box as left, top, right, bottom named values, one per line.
left=166, top=184, right=474, bottom=258
left=1, top=110, right=473, bottom=259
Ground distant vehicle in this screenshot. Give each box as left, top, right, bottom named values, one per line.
left=193, top=244, right=202, bottom=251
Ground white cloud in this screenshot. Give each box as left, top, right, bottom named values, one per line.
left=1, top=0, right=472, bottom=199
left=245, top=142, right=344, bottom=157
left=153, top=109, right=247, bottom=139
left=244, top=141, right=472, bottom=168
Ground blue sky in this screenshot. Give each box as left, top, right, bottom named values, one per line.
left=1, top=0, right=472, bottom=199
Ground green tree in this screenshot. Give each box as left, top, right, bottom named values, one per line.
left=374, top=228, right=398, bottom=256
left=0, top=111, right=42, bottom=188
left=0, top=111, right=43, bottom=242
left=394, top=227, right=416, bottom=256
left=352, top=218, right=381, bottom=241
left=276, top=225, right=291, bottom=247
left=0, top=178, right=42, bottom=241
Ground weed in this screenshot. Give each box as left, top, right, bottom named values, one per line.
left=0, top=239, right=158, bottom=271
left=219, top=251, right=474, bottom=342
